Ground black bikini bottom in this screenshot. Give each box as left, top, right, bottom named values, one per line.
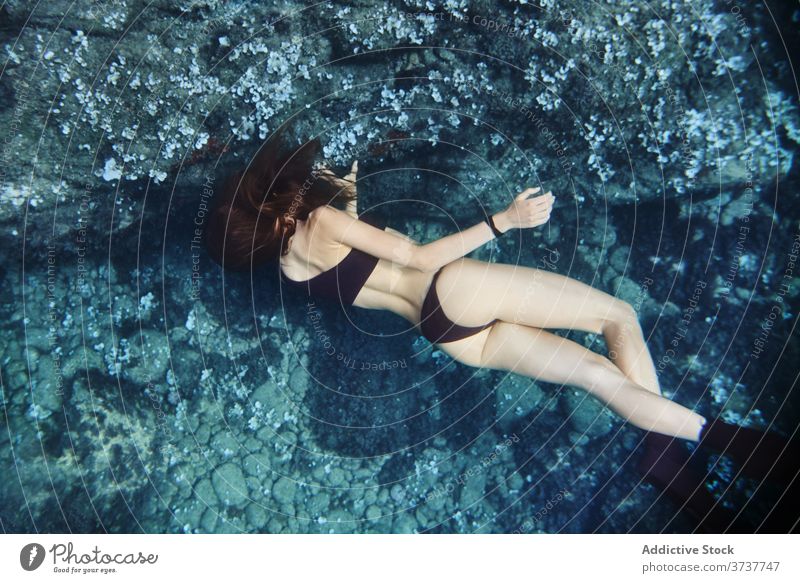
left=419, top=267, right=498, bottom=344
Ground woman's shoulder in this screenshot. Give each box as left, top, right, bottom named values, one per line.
left=303, top=205, right=350, bottom=245
left=309, top=204, right=387, bottom=232
left=307, top=204, right=341, bottom=225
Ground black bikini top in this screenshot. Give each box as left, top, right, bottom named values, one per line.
left=279, top=210, right=387, bottom=305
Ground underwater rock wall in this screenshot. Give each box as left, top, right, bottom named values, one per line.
left=2, top=0, right=798, bottom=246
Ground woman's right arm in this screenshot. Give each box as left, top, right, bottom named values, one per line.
left=413, top=187, right=554, bottom=271
left=315, top=187, right=554, bottom=272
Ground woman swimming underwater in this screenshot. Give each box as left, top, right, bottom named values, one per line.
left=205, top=126, right=798, bottom=532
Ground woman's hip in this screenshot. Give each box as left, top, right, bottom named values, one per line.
left=417, top=259, right=499, bottom=343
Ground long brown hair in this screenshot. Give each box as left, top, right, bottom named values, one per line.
left=204, top=125, right=354, bottom=271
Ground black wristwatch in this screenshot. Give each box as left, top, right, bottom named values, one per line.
left=485, top=214, right=504, bottom=238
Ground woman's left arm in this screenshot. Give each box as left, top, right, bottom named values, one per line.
left=344, top=162, right=358, bottom=217
left=320, top=162, right=359, bottom=217
left=343, top=162, right=358, bottom=217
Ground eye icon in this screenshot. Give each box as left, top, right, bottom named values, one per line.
left=20, top=543, right=46, bottom=571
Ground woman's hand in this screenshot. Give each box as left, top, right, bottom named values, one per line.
left=495, top=187, right=554, bottom=231
left=319, top=161, right=358, bottom=216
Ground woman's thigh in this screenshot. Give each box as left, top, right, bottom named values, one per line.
left=436, top=257, right=629, bottom=333
left=480, top=321, right=612, bottom=385
left=434, top=319, right=611, bottom=388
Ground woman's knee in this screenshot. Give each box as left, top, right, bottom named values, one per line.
left=601, top=300, right=640, bottom=334
left=574, top=355, right=624, bottom=395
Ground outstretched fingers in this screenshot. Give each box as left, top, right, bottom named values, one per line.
left=515, top=186, right=541, bottom=200
left=344, top=160, right=358, bottom=182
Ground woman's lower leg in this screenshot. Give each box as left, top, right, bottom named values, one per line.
left=582, top=360, right=706, bottom=441
left=601, top=311, right=664, bottom=397
left=479, top=322, right=706, bottom=440
left=598, top=312, right=734, bottom=532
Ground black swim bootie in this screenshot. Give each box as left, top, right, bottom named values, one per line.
left=697, top=418, right=800, bottom=483
left=636, top=431, right=739, bottom=533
